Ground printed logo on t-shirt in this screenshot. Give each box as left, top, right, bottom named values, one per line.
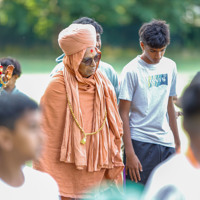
left=148, top=74, right=168, bottom=88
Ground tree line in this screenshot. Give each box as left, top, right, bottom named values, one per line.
left=0, top=0, right=200, bottom=48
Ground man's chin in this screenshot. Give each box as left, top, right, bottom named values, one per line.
left=153, top=59, right=160, bottom=64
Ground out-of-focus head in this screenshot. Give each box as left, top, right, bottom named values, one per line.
left=73, top=17, right=103, bottom=35
left=0, top=94, right=43, bottom=162
left=0, top=57, right=21, bottom=77
left=0, top=57, right=22, bottom=91
left=182, top=84, right=200, bottom=136
left=73, top=17, right=103, bottom=50
left=175, top=72, right=200, bottom=108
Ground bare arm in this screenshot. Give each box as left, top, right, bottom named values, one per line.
left=168, top=96, right=181, bottom=151
left=119, top=99, right=142, bottom=182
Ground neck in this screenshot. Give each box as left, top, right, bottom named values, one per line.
left=140, top=54, right=152, bottom=64
left=190, top=140, right=200, bottom=164
left=0, top=153, right=25, bottom=187
left=4, top=86, right=15, bottom=93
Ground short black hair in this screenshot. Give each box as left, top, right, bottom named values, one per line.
left=139, top=19, right=170, bottom=48
left=190, top=72, right=200, bottom=86
left=0, top=57, right=22, bottom=77
left=73, top=17, right=103, bottom=34
left=182, top=84, right=200, bottom=133
left=0, top=94, right=39, bottom=130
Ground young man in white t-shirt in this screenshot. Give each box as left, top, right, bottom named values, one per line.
left=119, top=20, right=180, bottom=185
left=144, top=83, right=200, bottom=200
left=0, top=94, right=60, bottom=200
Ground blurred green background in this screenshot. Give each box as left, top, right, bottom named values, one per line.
left=0, top=0, right=200, bottom=75
left=1, top=0, right=198, bottom=178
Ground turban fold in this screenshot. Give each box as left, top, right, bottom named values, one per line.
left=58, top=24, right=96, bottom=55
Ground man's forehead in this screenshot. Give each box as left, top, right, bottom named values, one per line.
left=84, top=48, right=97, bottom=57
left=148, top=46, right=166, bottom=51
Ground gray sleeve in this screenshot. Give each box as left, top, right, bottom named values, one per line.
left=112, top=72, right=120, bottom=103
left=119, top=69, right=136, bottom=101
left=50, top=63, right=64, bottom=77
left=169, top=64, right=177, bottom=97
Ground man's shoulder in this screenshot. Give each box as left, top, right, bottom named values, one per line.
left=100, top=60, right=113, bottom=69
left=99, top=61, right=117, bottom=75
left=152, top=154, right=187, bottom=177
left=161, top=57, right=176, bottom=67
left=144, top=154, right=190, bottom=200
left=12, top=88, right=28, bottom=96
left=23, top=166, right=60, bottom=199
left=50, top=62, right=64, bottom=77
left=45, top=71, right=66, bottom=98
left=124, top=57, right=139, bottom=69
left=23, top=166, right=58, bottom=186
left=121, top=57, right=140, bottom=77
left=23, top=166, right=51, bottom=179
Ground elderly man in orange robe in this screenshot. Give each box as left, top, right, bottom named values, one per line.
left=34, top=24, right=124, bottom=199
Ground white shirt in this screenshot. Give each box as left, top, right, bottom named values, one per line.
left=119, top=56, right=177, bottom=147
left=143, top=153, right=200, bottom=200
left=0, top=166, right=60, bottom=200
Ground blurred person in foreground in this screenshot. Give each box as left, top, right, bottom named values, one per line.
left=175, top=71, right=200, bottom=108
left=50, top=17, right=120, bottom=103
left=0, top=94, right=60, bottom=200
left=119, top=20, right=180, bottom=185
left=33, top=24, right=124, bottom=199
left=0, top=57, right=26, bottom=96
left=84, top=181, right=144, bottom=200
left=143, top=82, right=200, bottom=200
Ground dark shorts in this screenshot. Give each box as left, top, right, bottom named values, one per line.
left=124, top=140, right=175, bottom=185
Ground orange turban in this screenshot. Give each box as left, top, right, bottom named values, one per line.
left=58, top=24, right=96, bottom=55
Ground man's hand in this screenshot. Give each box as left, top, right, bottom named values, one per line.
left=168, top=97, right=181, bottom=152
left=126, top=152, right=143, bottom=183
left=119, top=100, right=143, bottom=183
left=175, top=138, right=181, bottom=152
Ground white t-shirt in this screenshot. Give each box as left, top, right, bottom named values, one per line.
left=119, top=56, right=177, bottom=147
left=0, top=166, right=60, bottom=200
left=143, top=153, right=200, bottom=200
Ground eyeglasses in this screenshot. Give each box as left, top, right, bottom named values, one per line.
left=81, top=54, right=101, bottom=66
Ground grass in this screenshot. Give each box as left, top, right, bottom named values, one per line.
left=0, top=46, right=199, bottom=75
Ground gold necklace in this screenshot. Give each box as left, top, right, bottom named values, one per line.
left=66, top=93, right=107, bottom=144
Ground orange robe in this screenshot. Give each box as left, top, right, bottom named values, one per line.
left=34, top=59, right=124, bottom=198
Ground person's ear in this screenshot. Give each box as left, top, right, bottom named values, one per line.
left=140, top=41, right=145, bottom=51
left=0, top=127, right=14, bottom=151
left=13, top=74, right=19, bottom=80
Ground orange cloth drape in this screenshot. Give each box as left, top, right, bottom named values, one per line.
left=59, top=51, right=124, bottom=173
left=34, top=24, right=124, bottom=198
left=34, top=53, right=124, bottom=198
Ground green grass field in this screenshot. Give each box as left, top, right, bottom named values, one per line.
left=1, top=47, right=199, bottom=75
